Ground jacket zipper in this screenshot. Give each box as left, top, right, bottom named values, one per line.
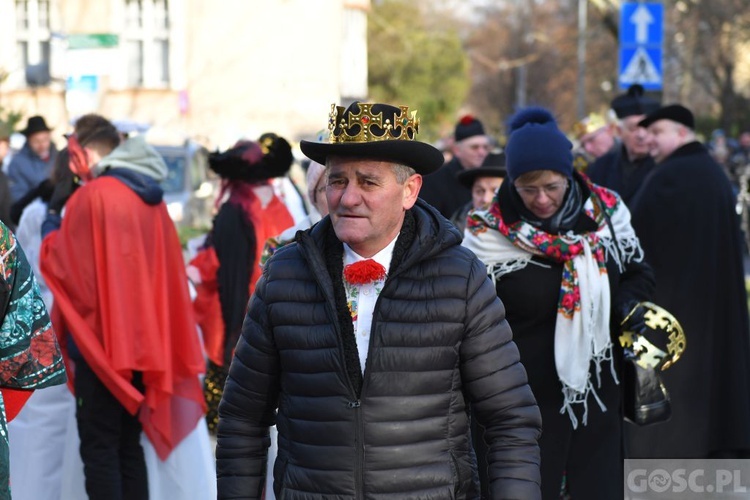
left=350, top=276, right=396, bottom=499
left=300, top=233, right=401, bottom=500
left=348, top=399, right=364, bottom=500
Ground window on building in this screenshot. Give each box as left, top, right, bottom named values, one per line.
left=123, top=0, right=170, bottom=88
left=15, top=0, right=51, bottom=72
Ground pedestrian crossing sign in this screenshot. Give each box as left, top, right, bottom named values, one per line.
left=618, top=2, right=664, bottom=90
left=619, top=47, right=661, bottom=86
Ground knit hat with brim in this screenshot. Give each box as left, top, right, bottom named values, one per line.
left=300, top=102, right=443, bottom=175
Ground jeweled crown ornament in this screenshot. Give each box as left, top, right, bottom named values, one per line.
left=328, top=103, right=419, bottom=144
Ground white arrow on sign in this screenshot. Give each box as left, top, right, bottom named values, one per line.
left=630, top=4, right=654, bottom=44
left=621, top=47, right=661, bottom=84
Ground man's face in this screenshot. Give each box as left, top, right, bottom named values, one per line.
left=618, top=115, right=650, bottom=160
left=580, top=126, right=615, bottom=158
left=453, top=135, right=491, bottom=170
left=740, top=132, right=750, bottom=149
left=646, top=120, right=684, bottom=163
left=471, top=176, right=503, bottom=209
left=27, top=131, right=52, bottom=159
left=327, top=157, right=421, bottom=258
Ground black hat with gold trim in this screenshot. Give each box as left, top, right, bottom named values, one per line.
left=300, top=102, right=444, bottom=175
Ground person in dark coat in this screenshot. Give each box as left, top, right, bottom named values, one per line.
left=463, top=107, right=655, bottom=499
left=450, top=152, right=506, bottom=233
left=216, top=102, right=542, bottom=500
left=627, top=104, right=750, bottom=459
left=419, top=115, right=490, bottom=218
left=585, top=84, right=660, bottom=206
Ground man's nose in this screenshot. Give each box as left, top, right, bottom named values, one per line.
left=340, top=183, right=362, bottom=206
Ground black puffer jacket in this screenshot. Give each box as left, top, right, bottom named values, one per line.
left=217, top=200, right=542, bottom=500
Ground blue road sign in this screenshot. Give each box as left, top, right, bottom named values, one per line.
left=618, top=2, right=664, bottom=91
left=66, top=74, right=98, bottom=92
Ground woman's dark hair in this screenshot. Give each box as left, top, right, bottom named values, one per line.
left=51, top=148, right=73, bottom=186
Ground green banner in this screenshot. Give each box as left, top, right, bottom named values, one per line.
left=67, top=34, right=119, bottom=50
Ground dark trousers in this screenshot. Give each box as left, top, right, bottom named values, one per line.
left=74, top=358, right=149, bottom=500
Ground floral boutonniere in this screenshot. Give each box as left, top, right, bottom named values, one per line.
left=343, top=259, right=387, bottom=286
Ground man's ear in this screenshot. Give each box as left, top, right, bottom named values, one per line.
left=83, top=146, right=99, bottom=168
left=403, top=174, right=423, bottom=210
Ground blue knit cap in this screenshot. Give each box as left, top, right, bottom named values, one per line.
left=505, top=107, right=573, bottom=181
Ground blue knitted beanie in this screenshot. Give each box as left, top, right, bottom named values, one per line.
left=505, top=107, right=573, bottom=181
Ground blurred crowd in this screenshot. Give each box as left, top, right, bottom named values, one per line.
left=1, top=85, right=749, bottom=500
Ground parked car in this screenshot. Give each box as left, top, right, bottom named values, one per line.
left=154, top=141, right=216, bottom=229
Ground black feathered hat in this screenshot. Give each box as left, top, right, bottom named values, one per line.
left=638, top=104, right=695, bottom=130
left=300, top=102, right=444, bottom=175
left=209, top=135, right=293, bottom=182
left=456, top=152, right=506, bottom=188
left=611, top=84, right=660, bottom=119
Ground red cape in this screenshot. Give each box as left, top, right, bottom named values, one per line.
left=40, top=176, right=206, bottom=460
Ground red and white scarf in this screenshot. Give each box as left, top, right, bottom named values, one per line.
left=463, top=180, right=643, bottom=427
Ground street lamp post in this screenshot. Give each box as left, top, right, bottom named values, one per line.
left=577, top=0, right=588, bottom=120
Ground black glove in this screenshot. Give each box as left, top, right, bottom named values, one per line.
left=47, top=176, right=79, bottom=214
left=619, top=300, right=647, bottom=335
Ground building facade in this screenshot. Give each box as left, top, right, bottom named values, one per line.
left=0, top=0, right=369, bottom=148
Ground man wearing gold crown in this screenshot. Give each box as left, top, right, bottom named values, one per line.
left=216, top=102, right=542, bottom=499
left=573, top=112, right=616, bottom=163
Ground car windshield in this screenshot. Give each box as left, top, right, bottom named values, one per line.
left=160, top=153, right=185, bottom=194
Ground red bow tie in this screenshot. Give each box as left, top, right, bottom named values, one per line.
left=343, top=259, right=387, bottom=285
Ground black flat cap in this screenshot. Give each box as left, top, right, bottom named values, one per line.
left=638, top=104, right=694, bottom=130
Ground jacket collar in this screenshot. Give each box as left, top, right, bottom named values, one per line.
left=665, top=140, right=706, bottom=161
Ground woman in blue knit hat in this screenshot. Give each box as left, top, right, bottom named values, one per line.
left=463, top=107, right=655, bottom=499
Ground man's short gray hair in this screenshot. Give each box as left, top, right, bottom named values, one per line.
left=392, top=164, right=417, bottom=184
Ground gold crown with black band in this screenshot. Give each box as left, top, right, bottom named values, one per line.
left=328, top=103, right=419, bottom=143
left=619, top=301, right=686, bottom=371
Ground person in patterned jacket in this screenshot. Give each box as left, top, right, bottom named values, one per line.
left=0, top=221, right=66, bottom=499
